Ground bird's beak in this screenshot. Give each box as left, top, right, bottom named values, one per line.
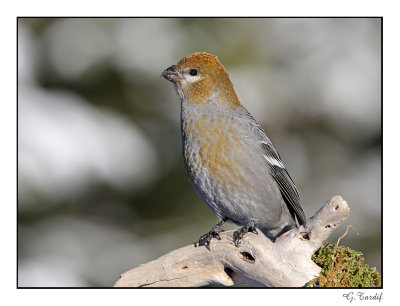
left=161, top=65, right=179, bottom=83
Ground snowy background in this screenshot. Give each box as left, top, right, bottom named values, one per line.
left=18, top=18, right=381, bottom=287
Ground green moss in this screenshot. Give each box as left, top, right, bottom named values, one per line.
left=307, top=244, right=381, bottom=287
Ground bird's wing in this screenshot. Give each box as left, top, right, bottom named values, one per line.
left=261, top=141, right=307, bottom=226
left=235, top=107, right=307, bottom=225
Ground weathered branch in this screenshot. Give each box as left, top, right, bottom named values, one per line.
left=114, top=195, right=350, bottom=287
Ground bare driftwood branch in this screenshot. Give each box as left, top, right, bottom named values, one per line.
left=114, top=195, right=350, bottom=287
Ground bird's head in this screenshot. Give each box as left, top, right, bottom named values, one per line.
left=161, top=52, right=241, bottom=108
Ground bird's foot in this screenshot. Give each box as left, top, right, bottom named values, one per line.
left=197, top=229, right=222, bottom=248
left=233, top=221, right=258, bottom=247
left=196, top=219, right=226, bottom=248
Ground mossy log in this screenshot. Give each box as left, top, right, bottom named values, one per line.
left=114, top=195, right=350, bottom=287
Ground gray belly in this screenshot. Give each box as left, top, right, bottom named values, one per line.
left=184, top=139, right=296, bottom=238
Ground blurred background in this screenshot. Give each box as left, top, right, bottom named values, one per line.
left=18, top=18, right=381, bottom=287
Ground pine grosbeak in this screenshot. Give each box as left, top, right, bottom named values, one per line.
left=162, top=52, right=307, bottom=247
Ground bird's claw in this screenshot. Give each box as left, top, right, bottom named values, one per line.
left=248, top=226, right=258, bottom=235
left=197, top=233, right=210, bottom=247
left=233, top=221, right=258, bottom=247
left=196, top=222, right=225, bottom=247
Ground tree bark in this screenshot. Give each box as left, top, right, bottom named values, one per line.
left=114, top=195, right=350, bottom=287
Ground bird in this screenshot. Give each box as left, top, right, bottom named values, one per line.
left=161, top=52, right=307, bottom=247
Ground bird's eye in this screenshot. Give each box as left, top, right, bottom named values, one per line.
left=190, top=69, right=198, bottom=76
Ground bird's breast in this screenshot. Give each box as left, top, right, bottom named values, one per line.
left=182, top=113, right=250, bottom=192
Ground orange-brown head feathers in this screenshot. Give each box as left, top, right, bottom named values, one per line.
left=162, top=52, right=242, bottom=108
left=175, top=52, right=224, bottom=77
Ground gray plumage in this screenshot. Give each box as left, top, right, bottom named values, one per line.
left=161, top=52, right=306, bottom=243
